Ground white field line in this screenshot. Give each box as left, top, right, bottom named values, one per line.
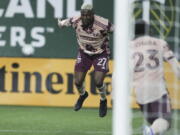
left=0, top=129, right=111, bottom=134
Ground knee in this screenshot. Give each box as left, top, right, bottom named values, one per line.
left=151, top=118, right=170, bottom=134
left=74, top=80, right=83, bottom=88
left=75, top=81, right=82, bottom=88
left=94, top=80, right=103, bottom=89
left=96, top=83, right=103, bottom=89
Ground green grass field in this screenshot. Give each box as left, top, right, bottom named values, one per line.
left=0, top=106, right=111, bottom=135
left=0, top=106, right=179, bottom=135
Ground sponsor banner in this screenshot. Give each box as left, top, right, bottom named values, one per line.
left=0, top=0, right=179, bottom=59
left=0, top=0, right=113, bottom=58
left=0, top=57, right=112, bottom=107
left=0, top=58, right=179, bottom=109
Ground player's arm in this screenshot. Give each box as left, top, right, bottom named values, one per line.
left=57, top=18, right=72, bottom=28
left=162, top=41, right=180, bottom=79
left=100, top=21, right=113, bottom=36
left=107, top=22, right=114, bottom=33
left=58, top=16, right=80, bottom=28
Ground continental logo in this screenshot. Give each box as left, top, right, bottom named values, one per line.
left=0, top=58, right=113, bottom=107
left=0, top=62, right=112, bottom=95
left=133, top=0, right=175, bottom=39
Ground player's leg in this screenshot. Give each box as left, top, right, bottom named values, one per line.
left=149, top=94, right=171, bottom=135
left=74, top=71, right=87, bottom=95
left=94, top=71, right=107, bottom=101
left=93, top=51, right=109, bottom=100
left=73, top=50, right=92, bottom=111
left=139, top=104, right=155, bottom=135
left=150, top=118, right=169, bottom=135
left=140, top=94, right=171, bottom=135
left=74, top=71, right=89, bottom=111
left=94, top=71, right=107, bottom=117
left=93, top=51, right=109, bottom=117
left=143, top=117, right=170, bottom=135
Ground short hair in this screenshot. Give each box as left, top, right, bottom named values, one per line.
left=135, top=19, right=149, bottom=36
left=81, top=3, right=93, bottom=10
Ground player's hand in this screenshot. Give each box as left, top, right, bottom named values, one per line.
left=57, top=18, right=63, bottom=28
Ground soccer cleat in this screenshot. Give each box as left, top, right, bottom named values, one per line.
left=74, top=91, right=88, bottom=111
left=143, top=125, right=154, bottom=135
left=99, top=99, right=107, bottom=117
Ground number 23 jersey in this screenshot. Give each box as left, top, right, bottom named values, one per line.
left=130, top=36, right=180, bottom=104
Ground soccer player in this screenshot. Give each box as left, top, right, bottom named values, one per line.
left=57, top=3, right=113, bottom=117
left=130, top=20, right=180, bottom=135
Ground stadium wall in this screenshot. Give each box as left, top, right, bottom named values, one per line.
left=0, top=58, right=179, bottom=109
left=0, top=58, right=113, bottom=107
left=0, top=0, right=114, bottom=107
left=0, top=0, right=179, bottom=109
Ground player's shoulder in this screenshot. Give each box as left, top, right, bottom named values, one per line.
left=150, top=36, right=168, bottom=48
left=94, top=15, right=110, bottom=28
left=136, top=36, right=166, bottom=44
left=131, top=36, right=164, bottom=49
left=148, top=36, right=165, bottom=42
left=131, top=35, right=149, bottom=43
left=71, top=15, right=81, bottom=23
left=94, top=15, right=109, bottom=23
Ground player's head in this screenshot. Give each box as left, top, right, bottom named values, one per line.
left=135, top=19, right=149, bottom=37
left=81, top=3, right=94, bottom=28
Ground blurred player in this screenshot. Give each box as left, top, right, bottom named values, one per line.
left=130, top=20, right=180, bottom=135
left=57, top=3, right=113, bottom=117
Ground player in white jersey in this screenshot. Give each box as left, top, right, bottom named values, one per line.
left=58, top=3, right=113, bottom=117
left=131, top=20, right=180, bottom=135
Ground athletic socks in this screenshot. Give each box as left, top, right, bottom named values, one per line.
left=76, top=85, right=85, bottom=95
left=97, top=83, right=107, bottom=101
left=150, top=118, right=169, bottom=135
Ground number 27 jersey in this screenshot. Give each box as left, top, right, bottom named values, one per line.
left=130, top=36, right=176, bottom=104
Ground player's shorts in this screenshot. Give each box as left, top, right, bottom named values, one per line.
left=138, top=94, right=172, bottom=124
left=75, top=49, right=109, bottom=73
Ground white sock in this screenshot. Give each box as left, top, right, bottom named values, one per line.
left=80, top=90, right=85, bottom=96
left=150, top=118, right=169, bottom=135
left=76, top=85, right=85, bottom=95
left=97, top=84, right=107, bottom=100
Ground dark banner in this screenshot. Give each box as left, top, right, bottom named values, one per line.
left=0, top=0, right=179, bottom=59
left=0, top=0, right=114, bottom=58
